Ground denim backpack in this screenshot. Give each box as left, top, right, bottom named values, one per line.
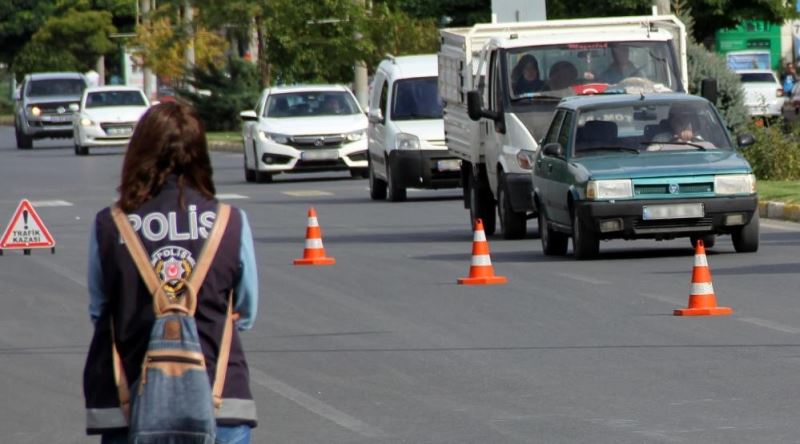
left=111, top=204, right=235, bottom=443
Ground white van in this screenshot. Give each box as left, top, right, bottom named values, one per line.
left=367, top=54, right=461, bottom=201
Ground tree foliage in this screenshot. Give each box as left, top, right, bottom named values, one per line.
left=359, top=3, right=440, bottom=72
left=0, top=0, right=56, bottom=68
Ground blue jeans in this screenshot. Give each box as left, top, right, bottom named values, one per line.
left=101, top=425, right=251, bottom=444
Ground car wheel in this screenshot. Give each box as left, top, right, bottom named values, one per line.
left=690, top=234, right=715, bottom=249
left=732, top=212, right=759, bottom=253
left=368, top=159, right=387, bottom=200
left=386, top=160, right=407, bottom=202
left=244, top=143, right=255, bottom=182
left=15, top=125, right=32, bottom=150
left=254, top=170, right=273, bottom=183
left=539, top=205, right=567, bottom=256
left=74, top=144, right=89, bottom=156
left=572, top=210, right=599, bottom=259
left=498, top=175, right=526, bottom=239
left=469, top=178, right=496, bottom=235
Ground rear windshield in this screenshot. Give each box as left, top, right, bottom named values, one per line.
left=391, top=77, right=443, bottom=120
left=739, top=73, right=776, bottom=83
left=86, top=91, right=147, bottom=108
left=26, top=79, right=85, bottom=97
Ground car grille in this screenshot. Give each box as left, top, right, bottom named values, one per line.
left=32, top=102, right=76, bottom=116
left=633, top=217, right=713, bottom=234
left=287, top=134, right=345, bottom=149
left=634, top=182, right=713, bottom=197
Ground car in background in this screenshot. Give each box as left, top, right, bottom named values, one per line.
left=531, top=93, right=759, bottom=259
left=14, top=72, right=87, bottom=149
left=73, top=86, right=151, bottom=155
left=240, top=85, right=368, bottom=183
left=367, top=54, right=460, bottom=202
left=736, top=69, right=785, bottom=118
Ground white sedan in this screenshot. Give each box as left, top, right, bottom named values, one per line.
left=240, top=85, right=368, bottom=183
left=737, top=69, right=785, bottom=118
left=73, top=86, right=150, bottom=155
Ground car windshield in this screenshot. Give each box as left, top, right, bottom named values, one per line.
left=391, top=77, right=443, bottom=120
left=738, top=72, right=776, bottom=83
left=27, top=79, right=85, bottom=97
left=573, top=101, right=733, bottom=156
left=506, top=41, right=681, bottom=101
left=264, top=91, right=360, bottom=118
left=86, top=91, right=146, bottom=108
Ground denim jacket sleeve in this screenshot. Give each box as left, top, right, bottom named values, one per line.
left=234, top=209, right=258, bottom=331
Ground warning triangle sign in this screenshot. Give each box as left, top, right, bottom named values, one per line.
left=0, top=199, right=56, bottom=249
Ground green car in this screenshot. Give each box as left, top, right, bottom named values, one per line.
left=530, top=93, right=759, bottom=259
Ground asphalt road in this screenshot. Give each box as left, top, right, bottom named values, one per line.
left=2, top=127, right=800, bottom=443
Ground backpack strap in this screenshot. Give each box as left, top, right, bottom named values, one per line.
left=213, top=292, right=236, bottom=412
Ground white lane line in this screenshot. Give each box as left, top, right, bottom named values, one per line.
left=216, top=193, right=249, bottom=200
left=283, top=190, right=333, bottom=197
left=555, top=272, right=610, bottom=285
left=29, top=200, right=73, bottom=207
left=249, top=368, right=384, bottom=438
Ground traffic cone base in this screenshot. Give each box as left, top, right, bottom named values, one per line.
left=294, top=256, right=336, bottom=266
left=674, top=306, right=733, bottom=316
left=457, top=275, right=508, bottom=285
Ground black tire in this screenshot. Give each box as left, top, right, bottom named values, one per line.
left=15, top=125, right=32, bottom=150
left=539, top=205, right=567, bottom=256
left=386, top=160, right=407, bottom=202
left=732, top=211, right=759, bottom=253
left=244, top=144, right=255, bottom=182
left=254, top=170, right=272, bottom=183
left=469, top=178, right=496, bottom=235
left=368, top=160, right=387, bottom=200
left=690, top=234, right=715, bottom=249
left=572, top=210, right=599, bottom=259
left=74, top=144, right=88, bottom=156
left=498, top=175, right=526, bottom=239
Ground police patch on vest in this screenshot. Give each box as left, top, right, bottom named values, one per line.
left=150, top=246, right=196, bottom=295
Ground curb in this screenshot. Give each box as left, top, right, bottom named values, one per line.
left=759, top=201, right=800, bottom=223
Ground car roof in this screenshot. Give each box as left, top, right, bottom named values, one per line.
left=379, top=54, right=438, bottom=79
left=26, top=72, right=86, bottom=81
left=558, top=93, right=710, bottom=111
left=84, top=86, right=145, bottom=94
left=734, top=69, right=776, bottom=74
left=265, top=84, right=351, bottom=94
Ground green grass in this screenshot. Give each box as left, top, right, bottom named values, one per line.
left=757, top=180, right=800, bottom=204
left=206, top=131, right=242, bottom=143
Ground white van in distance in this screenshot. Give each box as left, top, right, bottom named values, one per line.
left=367, top=54, right=461, bottom=201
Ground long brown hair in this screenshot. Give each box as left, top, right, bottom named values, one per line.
left=117, top=102, right=215, bottom=212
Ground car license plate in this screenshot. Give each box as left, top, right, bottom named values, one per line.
left=107, top=126, right=133, bottom=136
left=43, top=115, right=72, bottom=123
left=437, top=159, right=461, bottom=171
left=301, top=150, right=339, bottom=161
left=642, top=203, right=704, bottom=220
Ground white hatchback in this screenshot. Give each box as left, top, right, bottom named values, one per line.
left=737, top=69, right=785, bottom=118
left=240, top=85, right=368, bottom=183
left=73, top=86, right=151, bottom=155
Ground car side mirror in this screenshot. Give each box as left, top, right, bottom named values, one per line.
left=542, top=142, right=563, bottom=157
left=467, top=90, right=483, bottom=121
left=240, top=110, right=258, bottom=121
left=368, top=108, right=384, bottom=124
left=737, top=132, right=755, bottom=148
left=69, top=103, right=79, bottom=112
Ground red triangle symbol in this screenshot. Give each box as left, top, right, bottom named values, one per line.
left=0, top=199, right=56, bottom=249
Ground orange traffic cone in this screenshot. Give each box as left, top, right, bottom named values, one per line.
left=674, top=240, right=732, bottom=316
left=457, top=219, right=508, bottom=285
left=293, top=207, right=336, bottom=266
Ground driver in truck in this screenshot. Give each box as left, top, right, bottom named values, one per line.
left=599, top=45, right=641, bottom=84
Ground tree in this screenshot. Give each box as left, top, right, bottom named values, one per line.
left=386, top=0, right=491, bottom=26
left=0, top=0, right=56, bottom=68
left=360, top=3, right=440, bottom=71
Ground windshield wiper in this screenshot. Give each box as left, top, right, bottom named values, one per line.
left=578, top=146, right=640, bottom=154
left=640, top=141, right=707, bottom=151
left=510, top=93, right=563, bottom=103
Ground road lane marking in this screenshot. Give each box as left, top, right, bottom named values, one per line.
left=249, top=367, right=384, bottom=438
left=283, top=190, right=333, bottom=197
left=555, top=272, right=610, bottom=285
left=216, top=193, right=249, bottom=200
left=29, top=200, right=73, bottom=207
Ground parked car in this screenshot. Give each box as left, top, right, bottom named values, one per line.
left=73, top=86, right=151, bottom=155
left=240, top=85, right=368, bottom=183
left=531, top=93, right=759, bottom=259
left=367, top=54, right=460, bottom=202
left=736, top=69, right=785, bottom=118
left=14, top=72, right=87, bottom=149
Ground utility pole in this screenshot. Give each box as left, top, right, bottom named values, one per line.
left=353, top=0, right=369, bottom=108
left=653, top=0, right=670, bottom=15
left=140, top=0, right=158, bottom=100
left=184, top=1, right=195, bottom=69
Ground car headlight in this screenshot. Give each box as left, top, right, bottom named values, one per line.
left=395, top=133, right=420, bottom=150
left=30, top=106, right=41, bottom=117
left=258, top=131, right=289, bottom=144
left=80, top=117, right=94, bottom=127
left=587, top=179, right=633, bottom=200
left=345, top=130, right=365, bottom=142
left=516, top=149, right=536, bottom=170
left=715, top=174, right=755, bottom=195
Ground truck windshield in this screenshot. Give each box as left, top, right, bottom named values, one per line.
left=506, top=41, right=681, bottom=101
left=573, top=101, right=733, bottom=156
left=392, top=77, right=443, bottom=120
left=27, top=79, right=85, bottom=97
